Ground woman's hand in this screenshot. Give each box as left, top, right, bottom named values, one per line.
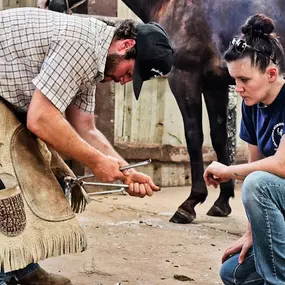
left=203, top=161, right=232, bottom=188
left=222, top=230, right=253, bottom=264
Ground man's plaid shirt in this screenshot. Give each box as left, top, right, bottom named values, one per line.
left=0, top=8, right=115, bottom=113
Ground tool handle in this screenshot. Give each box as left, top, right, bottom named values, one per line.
left=82, top=182, right=129, bottom=188
left=119, top=159, right=152, bottom=171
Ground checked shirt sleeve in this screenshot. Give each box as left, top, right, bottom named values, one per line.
left=32, top=40, right=98, bottom=113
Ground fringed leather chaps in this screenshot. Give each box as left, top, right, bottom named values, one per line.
left=0, top=101, right=88, bottom=272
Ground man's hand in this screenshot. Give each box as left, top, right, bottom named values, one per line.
left=123, top=170, right=160, bottom=198
left=92, top=155, right=125, bottom=182
left=203, top=161, right=232, bottom=188
left=222, top=230, right=253, bottom=264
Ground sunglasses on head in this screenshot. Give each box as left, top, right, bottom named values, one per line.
left=230, top=37, right=276, bottom=64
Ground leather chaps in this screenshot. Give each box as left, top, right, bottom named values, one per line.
left=0, top=100, right=88, bottom=272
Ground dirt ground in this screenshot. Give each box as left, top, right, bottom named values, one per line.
left=41, top=184, right=247, bottom=285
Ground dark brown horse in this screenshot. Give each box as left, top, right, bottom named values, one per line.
left=120, top=0, right=285, bottom=224
left=40, top=0, right=285, bottom=224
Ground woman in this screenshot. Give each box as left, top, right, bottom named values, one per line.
left=203, top=14, right=285, bottom=284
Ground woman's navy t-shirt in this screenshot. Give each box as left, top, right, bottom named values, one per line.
left=240, top=84, right=285, bottom=157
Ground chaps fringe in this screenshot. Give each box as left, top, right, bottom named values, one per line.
left=0, top=227, right=87, bottom=272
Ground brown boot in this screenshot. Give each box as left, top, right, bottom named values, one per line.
left=17, top=267, right=72, bottom=285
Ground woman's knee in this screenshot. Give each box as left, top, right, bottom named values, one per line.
left=220, top=254, right=239, bottom=285
left=220, top=264, right=234, bottom=284
left=220, top=249, right=259, bottom=285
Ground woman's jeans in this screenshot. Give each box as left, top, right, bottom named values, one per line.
left=0, top=263, right=39, bottom=285
left=220, top=171, right=285, bottom=285
left=220, top=247, right=263, bottom=284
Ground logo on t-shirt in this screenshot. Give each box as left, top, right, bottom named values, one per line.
left=271, top=122, right=284, bottom=150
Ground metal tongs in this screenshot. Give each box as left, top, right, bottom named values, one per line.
left=64, top=159, right=152, bottom=196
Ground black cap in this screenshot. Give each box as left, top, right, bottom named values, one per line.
left=133, top=22, right=173, bottom=100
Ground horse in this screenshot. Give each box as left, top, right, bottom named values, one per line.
left=120, top=0, right=285, bottom=224
left=39, top=0, right=285, bottom=224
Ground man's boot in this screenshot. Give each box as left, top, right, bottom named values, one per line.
left=17, top=267, right=72, bottom=285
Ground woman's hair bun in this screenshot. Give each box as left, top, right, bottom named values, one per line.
left=241, top=14, right=275, bottom=38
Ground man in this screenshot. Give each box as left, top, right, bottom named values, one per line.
left=0, top=7, right=173, bottom=285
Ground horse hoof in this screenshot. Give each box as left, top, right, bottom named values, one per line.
left=169, top=208, right=196, bottom=224
left=206, top=204, right=231, bottom=217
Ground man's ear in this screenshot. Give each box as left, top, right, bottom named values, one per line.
left=267, top=67, right=278, bottom=83
left=117, top=39, right=136, bottom=52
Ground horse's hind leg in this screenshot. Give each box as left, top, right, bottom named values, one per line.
left=203, top=86, right=235, bottom=217
left=168, top=69, right=208, bottom=224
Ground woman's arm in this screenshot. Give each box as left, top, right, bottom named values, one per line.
left=204, top=138, right=285, bottom=186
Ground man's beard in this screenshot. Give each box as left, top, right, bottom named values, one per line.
left=103, top=54, right=126, bottom=80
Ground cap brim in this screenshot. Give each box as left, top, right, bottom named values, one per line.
left=133, top=61, right=143, bottom=100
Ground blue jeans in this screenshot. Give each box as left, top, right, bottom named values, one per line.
left=220, top=171, right=285, bottom=285
left=220, top=247, right=263, bottom=284
left=0, top=263, right=39, bottom=285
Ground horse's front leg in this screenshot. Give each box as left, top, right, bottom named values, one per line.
left=203, top=85, right=235, bottom=217
left=168, top=69, right=208, bottom=224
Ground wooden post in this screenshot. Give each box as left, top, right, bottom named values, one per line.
left=23, top=0, right=37, bottom=7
